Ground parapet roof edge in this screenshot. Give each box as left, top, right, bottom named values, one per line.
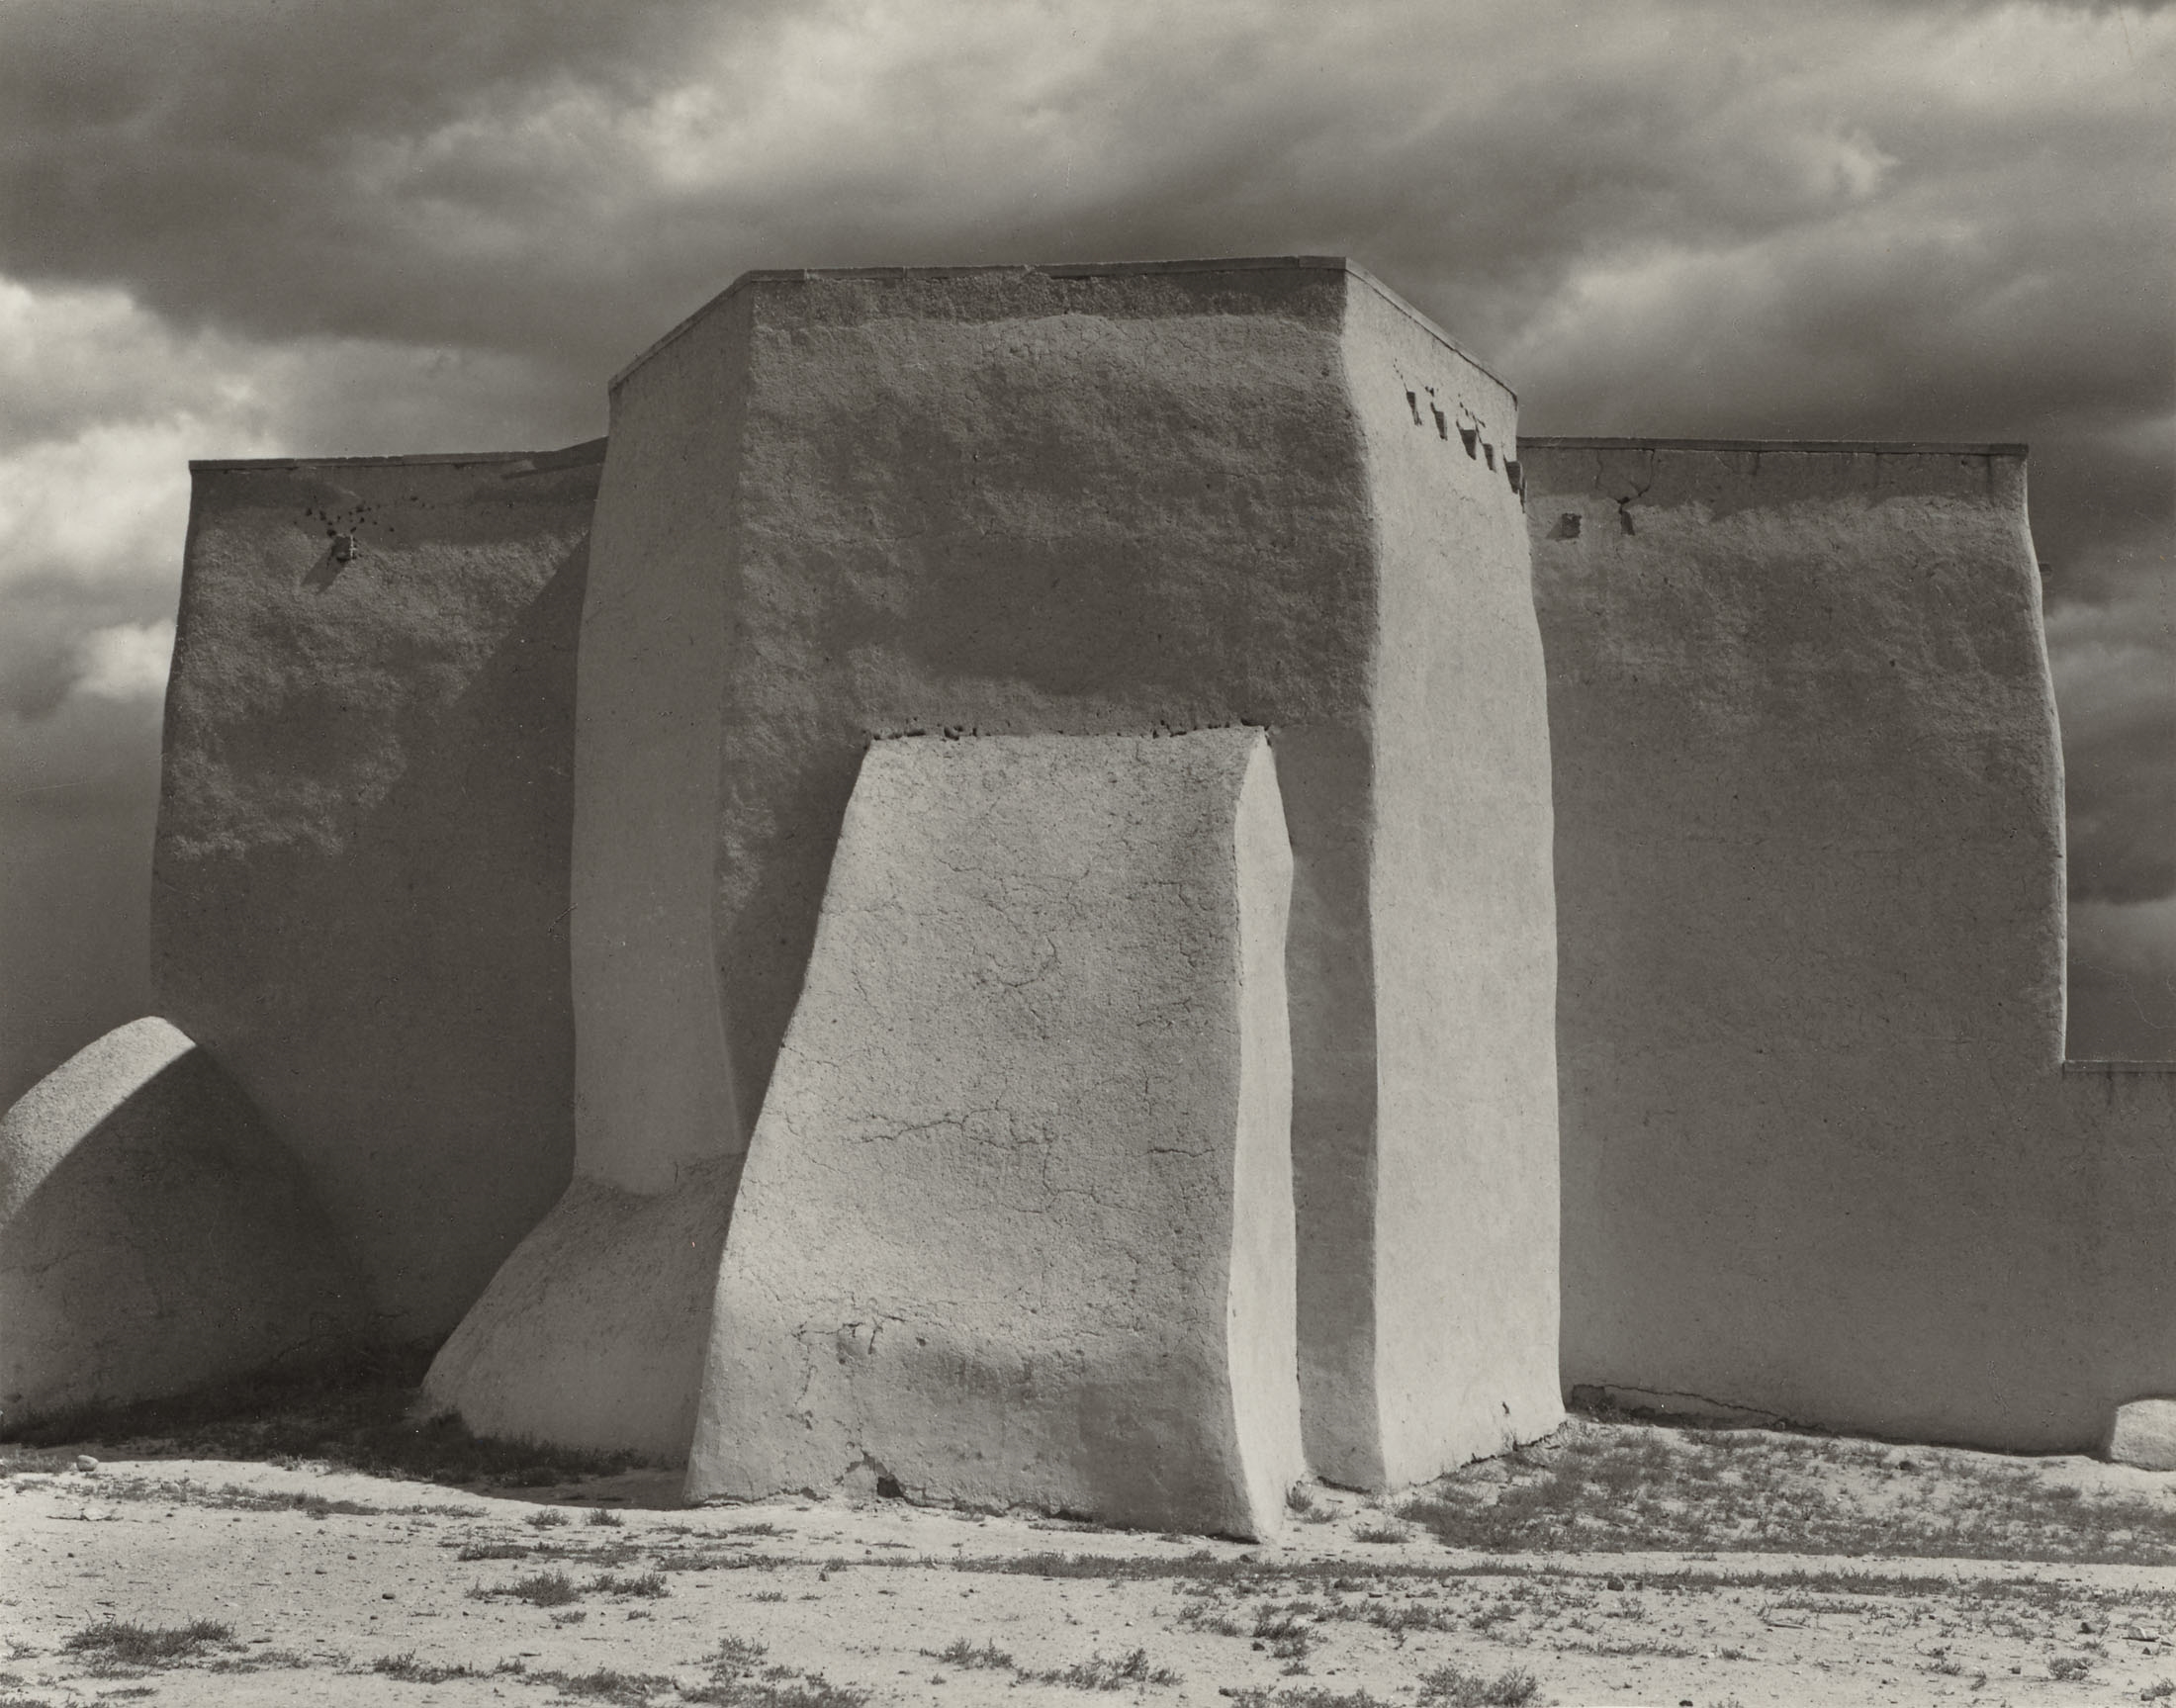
left=609, top=257, right=1512, bottom=401
left=1521, top=436, right=2028, bottom=457
left=189, top=437, right=608, bottom=474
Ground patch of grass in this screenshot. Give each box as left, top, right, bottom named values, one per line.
left=205, top=1646, right=318, bottom=1673
left=1029, top=1648, right=1179, bottom=1689
left=680, top=1636, right=866, bottom=1707
left=587, top=1571, right=668, bottom=1598
left=587, top=1505, right=626, bottom=1527
left=1226, top=1690, right=1393, bottom=1708
left=1252, top=1605, right=1315, bottom=1660
left=522, top=1665, right=677, bottom=1703
left=372, top=1653, right=486, bottom=1683
left=1351, top=1520, right=1409, bottom=1544
left=930, top=1638, right=1015, bottom=1668
left=1400, top=1412, right=2176, bottom=1565
left=706, top=1637, right=768, bottom=1673
left=658, top=1551, right=786, bottom=1573
left=459, top=1541, right=532, bottom=1561
left=62, top=1619, right=230, bottom=1668
left=2, top=1345, right=652, bottom=1488
left=1177, top=1603, right=1246, bottom=1636
left=473, top=1570, right=582, bottom=1607
left=1415, top=1662, right=1542, bottom=1706
left=529, top=1507, right=572, bottom=1528
left=205, top=1483, right=380, bottom=1517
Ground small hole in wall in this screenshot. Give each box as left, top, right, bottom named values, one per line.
left=875, top=1476, right=905, bottom=1500
left=1431, top=405, right=1448, bottom=440
left=1504, top=458, right=1522, bottom=494
left=1618, top=506, right=1636, bottom=535
left=1483, top=443, right=1496, bottom=471
left=1459, top=426, right=1479, bottom=459
left=1406, top=391, right=1421, bottom=425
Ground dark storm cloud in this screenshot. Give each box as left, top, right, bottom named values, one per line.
left=0, top=0, right=2169, bottom=1082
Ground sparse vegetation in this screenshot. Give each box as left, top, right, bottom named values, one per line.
left=1414, top=1662, right=1542, bottom=1706
left=62, top=1619, right=230, bottom=1669
left=1400, top=1412, right=2176, bottom=1564
left=1029, top=1647, right=1179, bottom=1689
left=931, top=1637, right=1015, bottom=1668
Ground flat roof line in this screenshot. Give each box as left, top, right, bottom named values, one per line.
left=189, top=438, right=607, bottom=474
left=1520, top=436, right=2028, bottom=457
left=609, top=258, right=1511, bottom=400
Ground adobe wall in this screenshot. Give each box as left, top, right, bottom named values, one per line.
left=1528, top=438, right=2176, bottom=1449
left=553, top=259, right=1559, bottom=1484
left=688, top=732, right=1306, bottom=1537
left=154, top=445, right=598, bottom=1341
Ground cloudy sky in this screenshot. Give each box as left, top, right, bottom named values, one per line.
left=1, top=0, right=2170, bottom=1102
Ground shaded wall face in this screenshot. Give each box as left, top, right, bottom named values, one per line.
left=154, top=450, right=595, bottom=1341
left=1529, top=443, right=2100, bottom=1447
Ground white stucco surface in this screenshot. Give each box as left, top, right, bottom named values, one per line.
left=155, top=447, right=597, bottom=1341
left=0, top=1019, right=366, bottom=1421
left=685, top=732, right=1305, bottom=1538
left=1529, top=440, right=2176, bottom=1450
left=544, top=259, right=1559, bottom=1487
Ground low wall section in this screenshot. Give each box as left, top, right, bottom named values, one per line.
left=1528, top=438, right=2176, bottom=1449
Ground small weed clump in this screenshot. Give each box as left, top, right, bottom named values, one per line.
left=1351, top=1520, right=1410, bottom=1544
left=931, top=1638, right=1016, bottom=1669
left=62, top=1619, right=230, bottom=1670
left=528, top=1507, right=571, bottom=1528
left=473, top=1570, right=581, bottom=1607
left=1415, top=1662, right=1542, bottom=1706
left=1030, top=1647, right=1179, bottom=1689
left=521, top=1665, right=678, bottom=1704
left=588, top=1571, right=668, bottom=1599
left=370, top=1654, right=496, bottom=1683
left=457, top=1540, right=531, bottom=1561
left=587, top=1505, right=626, bottom=1527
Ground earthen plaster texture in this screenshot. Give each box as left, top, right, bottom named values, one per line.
left=542, top=260, right=1560, bottom=1486
left=687, top=731, right=1304, bottom=1537
left=0, top=1018, right=365, bottom=1419
left=154, top=446, right=598, bottom=1341
left=1528, top=440, right=2176, bottom=1450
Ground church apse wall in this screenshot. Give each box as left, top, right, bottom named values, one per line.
left=1527, top=438, right=2176, bottom=1452
left=3, top=259, right=2171, bottom=1528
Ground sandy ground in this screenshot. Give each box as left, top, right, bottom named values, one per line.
left=6, top=1425, right=2176, bottom=1708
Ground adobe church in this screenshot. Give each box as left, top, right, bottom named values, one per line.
left=3, top=259, right=2169, bottom=1539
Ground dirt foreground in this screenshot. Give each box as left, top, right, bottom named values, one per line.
left=7, top=1415, right=2176, bottom=1708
